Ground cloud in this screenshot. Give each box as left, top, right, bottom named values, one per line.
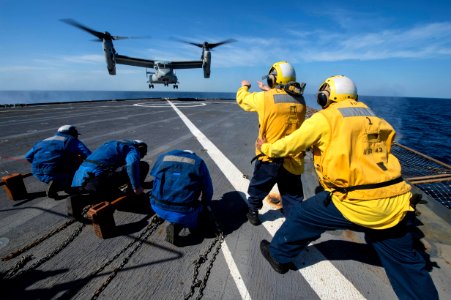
left=0, top=65, right=49, bottom=72
left=218, top=22, right=451, bottom=65
left=2, top=21, right=450, bottom=90
left=296, top=22, right=451, bottom=61
left=61, top=54, right=105, bottom=63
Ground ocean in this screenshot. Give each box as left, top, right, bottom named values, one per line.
left=1, top=90, right=450, bottom=166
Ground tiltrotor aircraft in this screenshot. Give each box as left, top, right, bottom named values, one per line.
left=62, top=19, right=235, bottom=89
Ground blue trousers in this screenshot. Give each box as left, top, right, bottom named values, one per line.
left=247, top=159, right=303, bottom=216
left=270, top=191, right=438, bottom=300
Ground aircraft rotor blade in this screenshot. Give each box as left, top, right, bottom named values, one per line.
left=61, top=18, right=150, bottom=41
left=207, top=39, right=236, bottom=49
left=173, top=38, right=203, bottom=48
left=61, top=18, right=106, bottom=41
left=175, top=38, right=236, bottom=50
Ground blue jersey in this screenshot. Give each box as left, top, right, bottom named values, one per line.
left=25, top=133, right=91, bottom=183
left=72, top=140, right=142, bottom=189
left=150, top=150, right=213, bottom=228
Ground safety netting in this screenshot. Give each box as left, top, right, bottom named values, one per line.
left=393, top=143, right=451, bottom=209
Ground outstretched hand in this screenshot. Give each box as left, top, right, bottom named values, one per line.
left=241, top=80, right=251, bottom=88
left=257, top=81, right=270, bottom=91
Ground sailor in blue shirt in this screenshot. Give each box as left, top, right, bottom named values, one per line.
left=149, top=150, right=213, bottom=245
left=72, top=140, right=149, bottom=199
left=25, top=125, right=91, bottom=198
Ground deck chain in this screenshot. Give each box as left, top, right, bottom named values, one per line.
left=1, top=218, right=76, bottom=261
left=1, top=206, right=91, bottom=280
left=4, top=222, right=85, bottom=279
left=90, top=215, right=164, bottom=300
left=1, top=254, right=34, bottom=279
left=185, top=208, right=225, bottom=300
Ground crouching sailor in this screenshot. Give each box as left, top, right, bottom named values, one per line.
left=149, top=150, right=213, bottom=245
left=25, top=125, right=91, bottom=198
left=72, top=140, right=149, bottom=200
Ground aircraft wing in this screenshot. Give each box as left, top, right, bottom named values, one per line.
left=115, top=54, right=155, bottom=68
left=170, top=61, right=203, bottom=69
left=115, top=55, right=202, bottom=70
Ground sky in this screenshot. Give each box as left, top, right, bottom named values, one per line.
left=0, top=0, right=450, bottom=98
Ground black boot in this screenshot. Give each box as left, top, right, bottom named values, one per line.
left=260, top=240, right=296, bottom=274
left=246, top=209, right=261, bottom=226
left=46, top=180, right=58, bottom=199
left=165, top=222, right=181, bottom=245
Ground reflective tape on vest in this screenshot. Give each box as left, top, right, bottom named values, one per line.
left=338, top=107, right=375, bottom=117
left=273, top=94, right=303, bottom=104
left=163, top=155, right=195, bottom=165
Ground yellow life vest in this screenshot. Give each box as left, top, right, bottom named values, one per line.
left=314, top=99, right=411, bottom=199
left=257, top=88, right=306, bottom=175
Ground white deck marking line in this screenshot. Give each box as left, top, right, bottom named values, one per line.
left=134, top=102, right=206, bottom=108
left=167, top=100, right=366, bottom=300
left=167, top=100, right=251, bottom=300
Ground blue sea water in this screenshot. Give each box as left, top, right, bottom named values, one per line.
left=1, top=91, right=450, bottom=166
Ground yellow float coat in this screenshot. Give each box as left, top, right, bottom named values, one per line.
left=236, top=86, right=306, bottom=175
left=261, top=100, right=413, bottom=229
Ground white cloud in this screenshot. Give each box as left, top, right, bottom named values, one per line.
left=294, top=22, right=451, bottom=61
left=220, top=22, right=451, bottom=64
left=0, top=65, right=49, bottom=72
left=1, top=20, right=450, bottom=94
left=61, top=54, right=105, bottom=63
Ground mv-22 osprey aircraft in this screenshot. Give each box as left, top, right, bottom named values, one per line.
left=62, top=19, right=235, bottom=89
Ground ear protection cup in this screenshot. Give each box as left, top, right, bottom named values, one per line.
left=267, top=74, right=276, bottom=88
left=317, top=90, right=332, bottom=108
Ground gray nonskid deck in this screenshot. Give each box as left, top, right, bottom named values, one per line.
left=0, top=99, right=449, bottom=299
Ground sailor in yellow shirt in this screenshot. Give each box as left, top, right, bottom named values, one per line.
left=236, top=61, right=307, bottom=225
left=258, top=75, right=438, bottom=300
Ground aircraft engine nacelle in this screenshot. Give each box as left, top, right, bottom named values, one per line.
left=202, top=50, right=211, bottom=78
left=103, top=40, right=117, bottom=75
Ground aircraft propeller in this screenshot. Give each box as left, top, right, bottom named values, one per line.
left=61, top=19, right=149, bottom=41
left=176, top=38, right=236, bottom=50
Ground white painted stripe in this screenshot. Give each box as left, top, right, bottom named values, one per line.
left=221, top=242, right=252, bottom=300
left=167, top=100, right=252, bottom=300
left=167, top=100, right=366, bottom=300
left=259, top=205, right=366, bottom=299
left=134, top=102, right=206, bottom=108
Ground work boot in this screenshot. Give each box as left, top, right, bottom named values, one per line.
left=246, top=209, right=261, bottom=226
left=260, top=240, right=296, bottom=274
left=46, top=180, right=58, bottom=199
left=165, top=222, right=181, bottom=245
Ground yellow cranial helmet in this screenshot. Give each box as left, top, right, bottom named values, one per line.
left=264, top=61, right=296, bottom=87
left=317, top=75, right=358, bottom=108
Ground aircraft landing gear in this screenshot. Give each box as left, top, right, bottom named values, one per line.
left=173, top=85, right=178, bottom=89
left=149, top=84, right=154, bottom=89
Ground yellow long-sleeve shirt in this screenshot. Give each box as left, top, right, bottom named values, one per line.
left=261, top=108, right=413, bottom=230
left=236, top=86, right=306, bottom=175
